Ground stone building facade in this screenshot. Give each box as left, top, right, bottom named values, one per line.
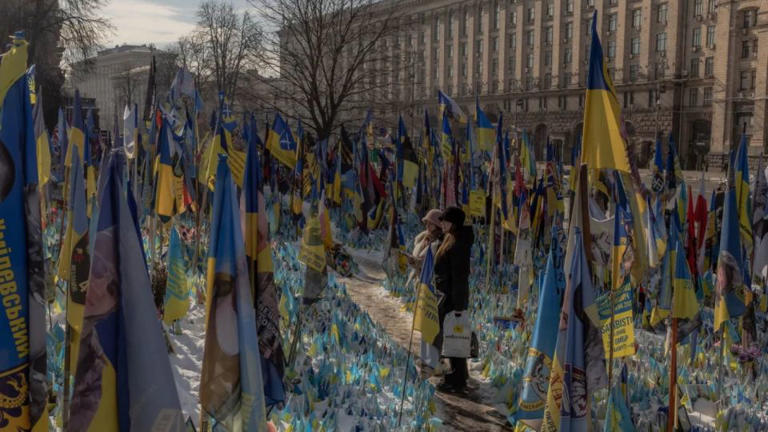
left=358, top=0, right=768, bottom=169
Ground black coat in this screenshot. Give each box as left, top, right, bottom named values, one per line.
left=434, top=225, right=474, bottom=313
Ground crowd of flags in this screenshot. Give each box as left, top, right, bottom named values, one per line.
left=1, top=6, right=767, bottom=431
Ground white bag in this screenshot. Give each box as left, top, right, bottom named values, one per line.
left=441, top=310, right=472, bottom=358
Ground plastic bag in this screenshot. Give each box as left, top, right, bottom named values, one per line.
left=441, top=310, right=471, bottom=358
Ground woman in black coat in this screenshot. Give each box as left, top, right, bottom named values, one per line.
left=434, top=206, right=474, bottom=392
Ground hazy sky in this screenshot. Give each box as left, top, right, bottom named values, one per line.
left=102, top=0, right=251, bottom=48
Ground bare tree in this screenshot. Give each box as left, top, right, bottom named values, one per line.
left=176, top=31, right=215, bottom=93
left=251, top=0, right=399, bottom=140
left=196, top=1, right=263, bottom=105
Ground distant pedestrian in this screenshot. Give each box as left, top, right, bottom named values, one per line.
left=434, top=206, right=473, bottom=392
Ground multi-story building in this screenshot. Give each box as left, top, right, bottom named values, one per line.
left=68, top=44, right=159, bottom=127
left=360, top=0, right=768, bottom=169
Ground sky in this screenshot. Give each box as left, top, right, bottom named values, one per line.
left=101, top=0, right=252, bottom=48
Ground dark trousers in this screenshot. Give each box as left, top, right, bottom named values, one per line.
left=446, top=357, right=468, bottom=387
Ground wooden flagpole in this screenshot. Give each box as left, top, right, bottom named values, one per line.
left=668, top=317, right=678, bottom=432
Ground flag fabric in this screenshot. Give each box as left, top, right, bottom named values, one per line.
left=32, top=89, right=50, bottom=189
left=672, top=220, right=700, bottom=320
left=0, top=33, right=48, bottom=432
left=123, top=104, right=138, bottom=159
left=650, top=137, right=665, bottom=194
left=475, top=99, right=494, bottom=152
left=69, top=153, right=184, bottom=431
left=55, top=107, right=69, bottom=180
left=714, top=165, right=748, bottom=332
left=438, top=90, right=467, bottom=123
left=666, top=134, right=683, bottom=191
left=734, top=134, right=753, bottom=261
left=397, top=117, right=419, bottom=188
left=413, top=248, right=440, bottom=345
left=265, top=113, right=297, bottom=169
left=612, top=193, right=629, bottom=291
left=65, top=89, right=86, bottom=168
left=243, top=120, right=285, bottom=407
left=201, top=155, right=268, bottom=431
left=603, top=383, right=636, bottom=432
left=84, top=109, right=98, bottom=215
left=515, top=231, right=565, bottom=429
left=163, top=226, right=189, bottom=324
left=542, top=227, right=597, bottom=432
left=580, top=11, right=631, bottom=173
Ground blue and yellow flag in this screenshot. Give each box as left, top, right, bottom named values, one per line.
left=734, top=133, right=753, bottom=260
left=714, top=164, right=748, bottom=331
left=266, top=113, right=297, bottom=169
left=515, top=231, right=565, bottom=429
left=475, top=98, right=494, bottom=152
left=666, top=133, right=683, bottom=191
left=201, top=155, right=268, bottom=431
left=65, top=88, right=86, bottom=168
left=438, top=89, right=467, bottom=123
left=672, top=221, right=700, bottom=320
left=414, top=248, right=440, bottom=345
left=520, top=131, right=536, bottom=184
left=440, top=111, right=453, bottom=164
left=612, top=195, right=629, bottom=291
left=0, top=32, right=48, bottom=432
left=243, top=117, right=285, bottom=407
left=154, top=117, right=183, bottom=219
left=580, top=11, right=631, bottom=172
left=163, top=226, right=189, bottom=324
left=70, top=153, right=184, bottom=431
left=603, top=382, right=636, bottom=432
left=32, top=89, right=50, bottom=189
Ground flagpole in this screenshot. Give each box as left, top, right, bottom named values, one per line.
left=397, top=266, right=423, bottom=428
left=486, top=187, right=496, bottom=292
left=667, top=317, right=678, bottom=432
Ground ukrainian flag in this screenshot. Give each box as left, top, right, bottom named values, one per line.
left=475, top=98, right=494, bottom=152
left=32, top=89, right=50, bottom=189
left=154, top=117, right=181, bottom=219
left=266, top=113, right=297, bottom=169
left=202, top=155, right=268, bottom=430
left=397, top=116, right=419, bottom=188
left=65, top=89, right=85, bottom=168
left=0, top=33, right=49, bottom=432
left=734, top=134, right=753, bottom=258
left=515, top=236, right=564, bottom=429
left=612, top=198, right=629, bottom=291
left=520, top=131, right=536, bottom=183
left=580, top=11, right=631, bottom=173
left=666, top=133, right=683, bottom=190
left=163, top=226, right=189, bottom=324
left=438, top=89, right=467, bottom=123
left=84, top=109, right=97, bottom=215
left=603, top=382, right=636, bottom=432
left=70, top=153, right=184, bottom=431
left=440, top=111, right=453, bottom=163
left=57, top=147, right=90, bottom=372
left=414, top=248, right=440, bottom=344
left=714, top=163, right=748, bottom=331
left=672, top=221, right=700, bottom=320
left=243, top=124, right=286, bottom=407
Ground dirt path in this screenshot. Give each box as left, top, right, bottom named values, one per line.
left=342, top=250, right=513, bottom=431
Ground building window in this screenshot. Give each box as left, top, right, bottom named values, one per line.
left=694, top=0, right=703, bottom=16
left=648, top=89, right=656, bottom=107
left=689, top=88, right=698, bottom=106
left=692, top=27, right=701, bottom=48
left=578, top=94, right=584, bottom=108
left=528, top=7, right=535, bottom=23
left=564, top=47, right=572, bottom=64
left=461, top=61, right=467, bottom=77
left=491, top=37, right=498, bottom=53
left=447, top=44, right=453, bottom=59
left=707, top=25, right=715, bottom=48
left=447, top=12, right=453, bottom=38
left=478, top=8, right=483, bottom=34
left=703, top=87, right=712, bottom=105
left=511, top=10, right=517, bottom=25
left=608, top=0, right=617, bottom=5
left=629, top=64, right=639, bottom=81
left=742, top=40, right=751, bottom=58
left=656, top=32, right=667, bottom=52
left=752, top=70, right=756, bottom=89
left=631, top=37, right=640, bottom=55
left=657, top=4, right=668, bottom=24
left=708, top=0, right=715, bottom=13
left=434, top=17, right=440, bottom=41
left=547, top=3, right=554, bottom=17
left=607, top=40, right=616, bottom=59
left=460, top=41, right=466, bottom=57
left=566, top=0, right=574, bottom=14
left=740, top=71, right=750, bottom=90
left=565, top=22, right=573, bottom=40
left=558, top=95, right=567, bottom=110
left=492, top=58, right=498, bottom=76
left=608, top=14, right=617, bottom=32
left=744, top=10, right=756, bottom=29
left=462, top=10, right=468, bottom=35
left=420, top=31, right=425, bottom=45
left=543, top=73, right=551, bottom=88
left=705, top=57, right=714, bottom=76
left=545, top=27, right=553, bottom=45
left=539, top=97, right=547, bottom=111
left=494, top=4, right=500, bottom=30
left=526, top=53, right=534, bottom=69
left=527, top=30, right=535, bottom=46
left=544, top=50, right=552, bottom=66
left=447, top=64, right=453, bottom=79
left=476, top=39, right=483, bottom=55
left=690, top=58, right=699, bottom=77
left=509, top=35, right=516, bottom=52
left=632, top=9, right=642, bottom=29
left=623, top=91, right=634, bottom=109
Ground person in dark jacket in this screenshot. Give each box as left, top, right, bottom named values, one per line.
left=434, top=206, right=474, bottom=392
